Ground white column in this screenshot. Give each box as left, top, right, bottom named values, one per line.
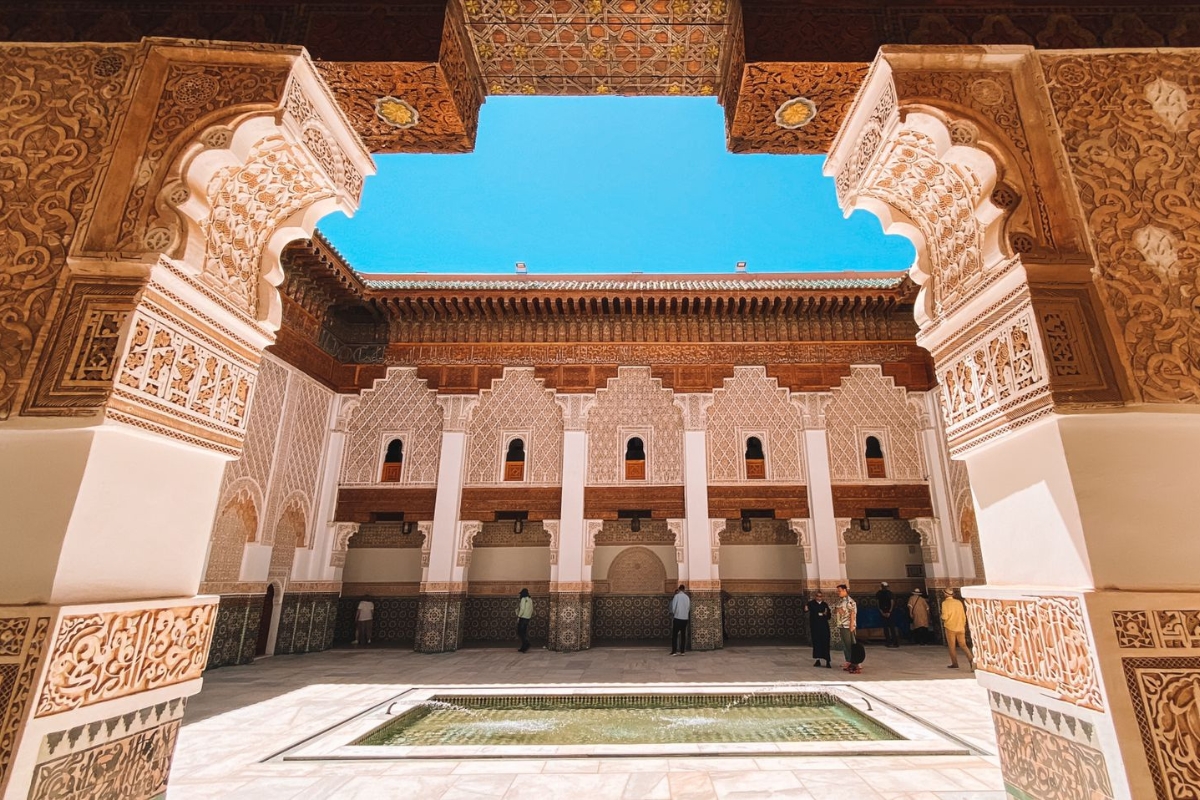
left=675, top=395, right=716, bottom=588
left=914, top=391, right=974, bottom=584
left=553, top=395, right=593, bottom=589
left=799, top=393, right=846, bottom=590
left=297, top=393, right=352, bottom=582
left=425, top=396, right=478, bottom=588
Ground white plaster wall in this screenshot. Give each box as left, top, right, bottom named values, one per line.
left=0, top=427, right=226, bottom=605
left=342, top=548, right=423, bottom=584
left=969, top=412, right=1200, bottom=591
left=845, top=543, right=920, bottom=583
left=718, top=545, right=805, bottom=580
left=592, top=545, right=679, bottom=581
left=468, top=547, right=552, bottom=582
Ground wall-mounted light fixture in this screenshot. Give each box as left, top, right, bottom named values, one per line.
left=741, top=516, right=752, bottom=533
left=860, top=518, right=871, bottom=532
left=630, top=516, right=641, bottom=533
left=402, top=521, right=414, bottom=536
left=514, top=518, right=524, bottom=534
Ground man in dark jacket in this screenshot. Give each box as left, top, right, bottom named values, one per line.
left=876, top=582, right=899, bottom=648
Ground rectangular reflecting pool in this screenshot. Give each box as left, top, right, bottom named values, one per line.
left=356, top=692, right=900, bottom=747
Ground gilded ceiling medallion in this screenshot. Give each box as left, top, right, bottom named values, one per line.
left=775, top=97, right=817, bottom=129
left=374, top=96, right=419, bottom=129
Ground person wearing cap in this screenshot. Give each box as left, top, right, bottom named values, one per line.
left=908, top=587, right=931, bottom=645
left=876, top=581, right=899, bottom=648
left=940, top=588, right=973, bottom=669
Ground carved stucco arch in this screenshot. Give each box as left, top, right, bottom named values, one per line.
left=217, top=477, right=265, bottom=542
left=846, top=109, right=1009, bottom=330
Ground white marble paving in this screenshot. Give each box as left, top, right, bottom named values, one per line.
left=171, top=645, right=1005, bottom=799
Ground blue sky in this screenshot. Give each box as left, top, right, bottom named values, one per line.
left=318, top=96, right=913, bottom=275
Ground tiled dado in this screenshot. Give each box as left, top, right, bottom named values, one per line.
left=548, top=592, right=592, bottom=652
left=0, top=599, right=213, bottom=795
left=989, top=690, right=1114, bottom=800
left=415, top=593, right=466, bottom=653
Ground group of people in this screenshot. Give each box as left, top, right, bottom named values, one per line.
left=806, top=583, right=974, bottom=672
left=354, top=583, right=975, bottom=672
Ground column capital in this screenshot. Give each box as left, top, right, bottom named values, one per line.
left=707, top=518, right=725, bottom=565
left=418, top=520, right=434, bottom=567
left=833, top=517, right=853, bottom=565
left=788, top=518, right=813, bottom=564
left=329, top=522, right=360, bottom=568
left=542, top=519, right=561, bottom=565
left=455, top=520, right=483, bottom=567
left=673, top=393, right=714, bottom=431
left=554, top=394, right=595, bottom=431
left=667, top=518, right=685, bottom=564
left=436, top=395, right=478, bottom=432
left=795, top=393, right=832, bottom=430
left=584, top=519, right=604, bottom=566
left=909, top=516, right=941, bottom=565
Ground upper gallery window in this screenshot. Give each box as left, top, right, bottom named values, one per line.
left=381, top=438, right=404, bottom=482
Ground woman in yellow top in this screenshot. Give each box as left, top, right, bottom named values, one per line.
left=516, top=588, right=533, bottom=653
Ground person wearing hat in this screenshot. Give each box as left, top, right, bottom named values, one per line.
left=908, top=587, right=931, bottom=645
left=940, top=588, right=973, bottom=669
left=876, top=581, right=899, bottom=648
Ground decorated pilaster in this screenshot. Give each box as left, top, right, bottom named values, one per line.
left=548, top=395, right=594, bottom=651
left=674, top=394, right=721, bottom=651
left=828, top=45, right=1200, bottom=800
left=416, top=395, right=478, bottom=653
left=0, top=40, right=371, bottom=799
left=798, top=394, right=847, bottom=592
left=913, top=391, right=975, bottom=587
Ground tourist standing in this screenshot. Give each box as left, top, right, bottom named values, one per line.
left=941, top=588, right=973, bottom=669
left=806, top=591, right=832, bottom=668
left=516, top=588, right=533, bottom=653
left=908, top=588, right=931, bottom=645
left=876, top=581, right=899, bottom=648
left=354, top=597, right=374, bottom=646
left=834, top=584, right=860, bottom=673
left=669, top=584, right=691, bottom=655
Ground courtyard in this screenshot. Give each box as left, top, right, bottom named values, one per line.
left=172, top=646, right=1004, bottom=799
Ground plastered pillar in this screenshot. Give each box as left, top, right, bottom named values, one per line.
left=828, top=45, right=1200, bottom=800
left=415, top=396, right=477, bottom=653
left=548, top=395, right=593, bottom=651
left=0, top=40, right=371, bottom=799
left=800, top=397, right=847, bottom=592
left=675, top=395, right=721, bottom=651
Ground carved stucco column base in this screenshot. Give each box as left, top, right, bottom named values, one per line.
left=0, top=597, right=216, bottom=799
left=965, top=585, right=1200, bottom=800
left=547, top=591, right=592, bottom=652
left=414, top=592, right=466, bottom=654
left=688, top=588, right=724, bottom=652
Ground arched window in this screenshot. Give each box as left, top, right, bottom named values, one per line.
left=744, top=436, right=766, bottom=480
left=865, top=436, right=886, bottom=478
left=504, top=438, right=526, bottom=481
left=625, top=436, right=646, bottom=481
left=381, top=438, right=403, bottom=482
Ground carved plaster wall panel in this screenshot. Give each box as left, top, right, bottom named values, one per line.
left=707, top=367, right=805, bottom=484
left=35, top=602, right=216, bottom=717
left=587, top=367, right=683, bottom=486
left=606, top=547, right=669, bottom=596
left=990, top=694, right=1113, bottom=800
left=1041, top=51, right=1200, bottom=404
left=0, top=613, right=51, bottom=789
left=1122, top=657, right=1200, bottom=800
left=0, top=44, right=136, bottom=420
left=965, top=595, right=1104, bottom=711
left=28, top=700, right=184, bottom=800
left=465, top=369, right=563, bottom=486
left=824, top=366, right=924, bottom=482
left=340, top=368, right=443, bottom=486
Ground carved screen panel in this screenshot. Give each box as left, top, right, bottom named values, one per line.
left=707, top=367, right=805, bottom=484
left=825, top=366, right=923, bottom=482
left=588, top=368, right=682, bottom=485
left=465, top=369, right=562, bottom=486
left=341, top=368, right=442, bottom=486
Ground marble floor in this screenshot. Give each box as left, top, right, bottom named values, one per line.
left=172, top=645, right=1005, bottom=799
